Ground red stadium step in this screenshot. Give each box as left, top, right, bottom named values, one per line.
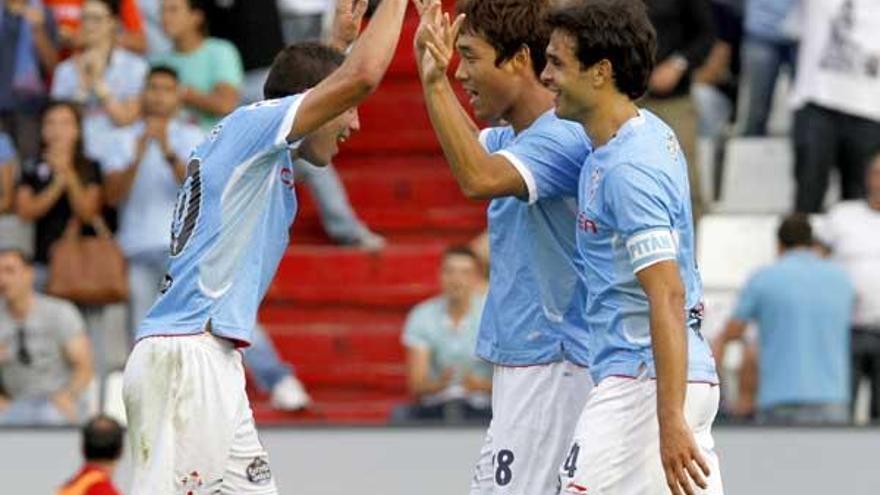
left=299, top=160, right=472, bottom=209
left=293, top=204, right=485, bottom=238
left=259, top=305, right=408, bottom=327
left=266, top=245, right=446, bottom=307
left=343, top=79, right=473, bottom=155
left=265, top=322, right=405, bottom=367
left=294, top=362, right=406, bottom=392
left=252, top=388, right=409, bottom=425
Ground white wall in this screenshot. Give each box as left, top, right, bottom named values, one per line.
left=1, top=427, right=879, bottom=494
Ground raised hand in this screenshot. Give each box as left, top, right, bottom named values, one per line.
left=418, top=4, right=465, bottom=84
left=330, top=0, right=370, bottom=51
left=412, top=0, right=441, bottom=55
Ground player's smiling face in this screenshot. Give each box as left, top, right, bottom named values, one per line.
left=454, top=33, right=520, bottom=123
left=298, top=107, right=360, bottom=166
left=541, top=30, right=594, bottom=122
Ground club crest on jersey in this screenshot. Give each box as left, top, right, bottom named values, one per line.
left=246, top=457, right=273, bottom=485
left=577, top=211, right=598, bottom=234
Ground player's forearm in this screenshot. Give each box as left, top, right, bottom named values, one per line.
left=424, top=80, right=499, bottom=199
left=342, top=0, right=408, bottom=91
left=648, top=288, right=689, bottom=422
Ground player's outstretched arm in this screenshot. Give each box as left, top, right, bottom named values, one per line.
left=416, top=0, right=527, bottom=201
left=289, top=0, right=409, bottom=142
left=637, top=261, right=710, bottom=495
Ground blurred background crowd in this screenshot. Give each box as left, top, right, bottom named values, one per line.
left=0, top=0, right=878, bottom=433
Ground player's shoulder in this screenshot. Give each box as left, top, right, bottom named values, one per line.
left=212, top=94, right=303, bottom=132
left=611, top=111, right=682, bottom=174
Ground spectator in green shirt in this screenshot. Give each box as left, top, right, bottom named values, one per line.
left=152, top=0, right=242, bottom=129
left=393, top=245, right=492, bottom=423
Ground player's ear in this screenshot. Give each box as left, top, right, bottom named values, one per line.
left=512, top=45, right=532, bottom=74
left=592, top=59, right=613, bottom=88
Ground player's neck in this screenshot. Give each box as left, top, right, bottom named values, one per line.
left=868, top=195, right=880, bottom=211
left=581, top=95, right=639, bottom=148
left=505, top=85, right=554, bottom=134
left=174, top=30, right=204, bottom=53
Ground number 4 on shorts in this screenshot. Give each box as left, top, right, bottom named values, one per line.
left=563, top=443, right=580, bottom=478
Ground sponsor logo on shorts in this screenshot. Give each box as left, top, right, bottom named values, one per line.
left=179, top=470, right=203, bottom=495
left=247, top=457, right=273, bottom=485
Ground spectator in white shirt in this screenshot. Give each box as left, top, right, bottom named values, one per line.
left=791, top=0, right=880, bottom=212
left=101, top=65, right=202, bottom=338
left=818, top=152, right=880, bottom=422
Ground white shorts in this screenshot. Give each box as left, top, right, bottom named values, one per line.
left=123, top=333, right=278, bottom=495
left=559, top=374, right=724, bottom=495
left=470, top=360, right=594, bottom=495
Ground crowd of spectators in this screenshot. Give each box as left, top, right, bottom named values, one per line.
left=0, top=0, right=879, bottom=428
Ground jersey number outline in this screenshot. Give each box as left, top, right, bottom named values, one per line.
left=494, top=449, right=514, bottom=486
left=170, top=158, right=202, bottom=257
left=563, top=443, right=580, bottom=478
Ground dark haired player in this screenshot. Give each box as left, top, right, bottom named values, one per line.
left=121, top=0, right=410, bottom=493
left=540, top=1, right=723, bottom=494
left=415, top=0, right=594, bottom=493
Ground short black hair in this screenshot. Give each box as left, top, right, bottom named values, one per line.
left=0, top=248, right=32, bottom=266
left=456, top=0, right=552, bottom=77
left=91, top=0, right=121, bottom=17
left=182, top=0, right=207, bottom=12
left=443, top=245, right=479, bottom=264
left=546, top=0, right=656, bottom=100
left=264, top=42, right=345, bottom=99
left=777, top=213, right=813, bottom=249
left=82, top=415, right=124, bottom=462
left=148, top=65, right=179, bottom=82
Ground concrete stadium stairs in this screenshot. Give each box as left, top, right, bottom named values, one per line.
left=252, top=6, right=485, bottom=425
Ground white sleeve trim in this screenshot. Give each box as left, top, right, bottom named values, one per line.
left=495, top=149, right=538, bottom=205
left=276, top=91, right=310, bottom=149
left=478, top=128, right=492, bottom=150
left=627, top=228, right=678, bottom=274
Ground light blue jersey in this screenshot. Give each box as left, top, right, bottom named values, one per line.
left=138, top=95, right=305, bottom=346
left=576, top=110, right=717, bottom=384
left=476, top=110, right=592, bottom=366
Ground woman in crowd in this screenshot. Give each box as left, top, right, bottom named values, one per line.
left=50, top=0, right=148, bottom=159
left=15, top=100, right=101, bottom=287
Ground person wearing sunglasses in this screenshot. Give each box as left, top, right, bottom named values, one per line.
left=0, top=248, right=93, bottom=425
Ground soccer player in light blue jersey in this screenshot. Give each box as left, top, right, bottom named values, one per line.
left=121, top=0, right=410, bottom=493
left=414, top=1, right=594, bottom=493
left=541, top=2, right=723, bottom=495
